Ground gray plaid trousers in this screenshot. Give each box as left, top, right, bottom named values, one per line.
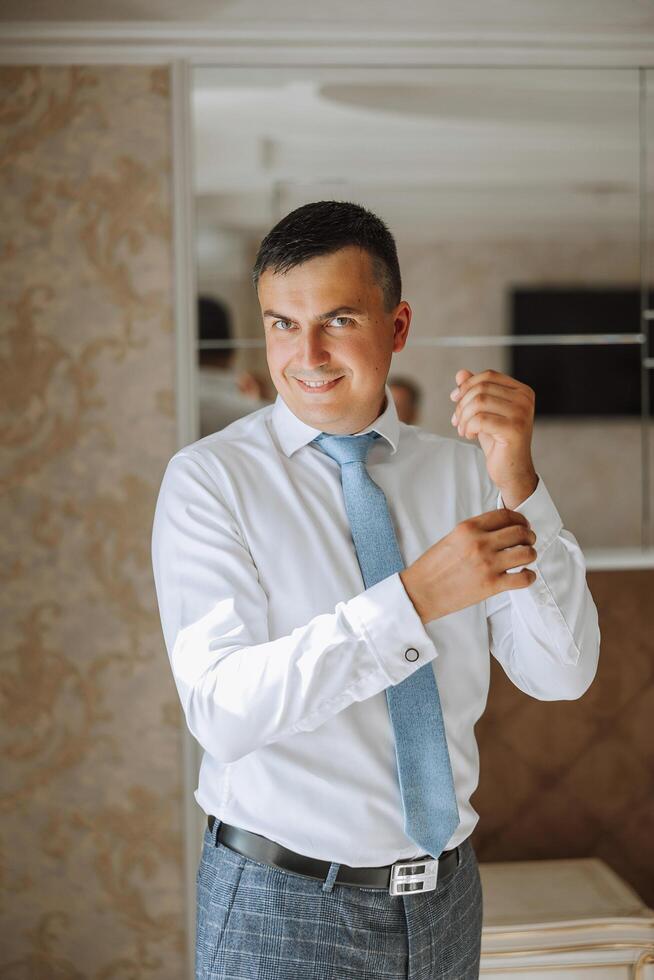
left=195, top=819, right=482, bottom=980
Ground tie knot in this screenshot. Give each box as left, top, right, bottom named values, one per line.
left=312, top=431, right=380, bottom=466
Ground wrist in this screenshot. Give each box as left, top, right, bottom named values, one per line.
left=499, top=469, right=539, bottom=509
left=399, top=566, right=432, bottom=625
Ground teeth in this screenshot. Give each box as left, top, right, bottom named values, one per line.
left=301, top=378, right=339, bottom=387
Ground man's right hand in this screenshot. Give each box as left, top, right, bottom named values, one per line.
left=399, top=509, right=537, bottom=625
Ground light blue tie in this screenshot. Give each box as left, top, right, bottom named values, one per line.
left=312, top=430, right=459, bottom=858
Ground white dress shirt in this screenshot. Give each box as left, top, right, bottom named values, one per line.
left=151, top=383, right=600, bottom=866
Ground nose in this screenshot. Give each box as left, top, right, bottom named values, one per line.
left=298, top=329, right=330, bottom=371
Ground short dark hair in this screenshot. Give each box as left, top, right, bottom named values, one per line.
left=198, top=295, right=232, bottom=341
left=197, top=294, right=233, bottom=367
left=251, top=200, right=401, bottom=312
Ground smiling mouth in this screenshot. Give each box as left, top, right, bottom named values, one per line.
left=295, top=377, right=344, bottom=393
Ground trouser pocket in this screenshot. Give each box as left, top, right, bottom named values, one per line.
left=195, top=832, right=246, bottom=979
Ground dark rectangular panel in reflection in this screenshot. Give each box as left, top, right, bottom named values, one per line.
left=510, top=287, right=650, bottom=416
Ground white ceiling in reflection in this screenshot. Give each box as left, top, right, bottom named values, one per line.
left=193, top=68, right=642, bottom=243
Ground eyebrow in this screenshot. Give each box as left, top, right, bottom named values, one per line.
left=263, top=306, right=364, bottom=322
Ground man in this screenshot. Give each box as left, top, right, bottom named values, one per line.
left=197, top=294, right=272, bottom=436
left=388, top=374, right=422, bottom=425
left=151, top=201, right=600, bottom=979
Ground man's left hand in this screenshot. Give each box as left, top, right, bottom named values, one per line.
left=450, top=368, right=538, bottom=507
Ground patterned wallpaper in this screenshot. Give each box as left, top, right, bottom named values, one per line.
left=0, top=67, right=185, bottom=977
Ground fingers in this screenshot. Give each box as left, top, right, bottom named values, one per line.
left=467, top=509, right=537, bottom=588
left=474, top=508, right=531, bottom=531
left=452, top=396, right=514, bottom=427
left=452, top=369, right=527, bottom=401
left=493, top=522, right=537, bottom=551
left=450, top=375, right=534, bottom=438
left=500, top=567, right=537, bottom=589
left=497, top=543, right=537, bottom=573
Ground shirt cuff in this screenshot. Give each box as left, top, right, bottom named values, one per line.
left=497, top=473, right=563, bottom=570
left=344, top=572, right=439, bottom=686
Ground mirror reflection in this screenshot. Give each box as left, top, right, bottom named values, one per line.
left=192, top=66, right=647, bottom=552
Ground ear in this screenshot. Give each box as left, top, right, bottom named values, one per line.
left=392, top=301, right=412, bottom=353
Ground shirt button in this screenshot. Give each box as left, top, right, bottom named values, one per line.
left=405, top=648, right=420, bottom=662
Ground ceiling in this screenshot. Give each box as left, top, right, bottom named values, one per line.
left=193, top=66, right=644, bottom=245
left=3, top=0, right=650, bottom=246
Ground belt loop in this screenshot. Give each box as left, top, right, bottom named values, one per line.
left=321, top=861, right=340, bottom=893
left=209, top=816, right=222, bottom=846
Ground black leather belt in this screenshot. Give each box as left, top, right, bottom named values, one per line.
left=208, top=816, right=459, bottom=895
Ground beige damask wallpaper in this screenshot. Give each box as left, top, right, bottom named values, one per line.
left=0, top=66, right=185, bottom=977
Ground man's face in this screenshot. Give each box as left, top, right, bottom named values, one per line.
left=257, top=245, right=411, bottom=434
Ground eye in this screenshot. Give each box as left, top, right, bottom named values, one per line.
left=270, top=316, right=353, bottom=331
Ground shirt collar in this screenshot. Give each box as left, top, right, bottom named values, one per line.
left=272, top=382, right=400, bottom=458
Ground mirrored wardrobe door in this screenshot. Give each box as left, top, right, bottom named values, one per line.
left=192, top=65, right=645, bottom=556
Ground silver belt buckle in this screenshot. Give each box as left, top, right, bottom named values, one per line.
left=389, top=857, right=439, bottom=896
